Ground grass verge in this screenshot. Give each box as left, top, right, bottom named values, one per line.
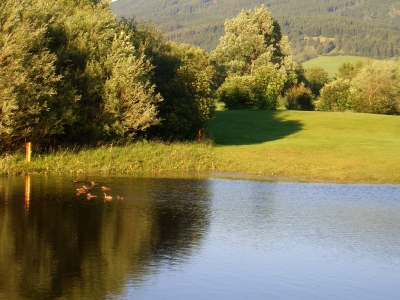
left=0, top=141, right=219, bottom=176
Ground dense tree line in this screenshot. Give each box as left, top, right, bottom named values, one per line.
left=0, top=0, right=215, bottom=152
left=281, top=15, right=400, bottom=61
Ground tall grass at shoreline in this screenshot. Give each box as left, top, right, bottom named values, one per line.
left=0, top=141, right=219, bottom=176
left=1, top=110, right=400, bottom=183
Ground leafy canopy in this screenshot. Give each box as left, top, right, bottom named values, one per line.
left=212, top=5, right=294, bottom=77
left=212, top=5, right=297, bottom=110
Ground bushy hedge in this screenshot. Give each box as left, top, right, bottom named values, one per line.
left=283, top=84, right=315, bottom=111
left=304, top=66, right=330, bottom=96
left=217, top=76, right=259, bottom=109
left=349, top=61, right=400, bottom=115
left=317, top=78, right=351, bottom=112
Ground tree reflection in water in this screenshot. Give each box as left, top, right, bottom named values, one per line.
left=0, top=175, right=211, bottom=299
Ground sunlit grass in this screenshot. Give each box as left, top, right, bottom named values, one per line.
left=0, top=141, right=220, bottom=176
left=208, top=110, right=400, bottom=183
left=1, top=110, right=400, bottom=183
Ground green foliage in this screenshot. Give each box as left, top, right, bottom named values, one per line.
left=253, top=65, right=290, bottom=109
left=6, top=0, right=400, bottom=155
left=212, top=5, right=296, bottom=110
left=211, top=5, right=274, bottom=75
left=350, top=61, right=400, bottom=115
left=211, top=5, right=295, bottom=77
left=148, top=42, right=216, bottom=140
left=102, top=32, right=162, bottom=137
left=217, top=76, right=257, bottom=109
left=317, top=78, right=351, bottom=112
left=304, top=66, right=330, bottom=96
left=0, top=0, right=62, bottom=151
left=283, top=84, right=315, bottom=111
left=47, top=0, right=162, bottom=144
left=336, top=60, right=367, bottom=80
left=0, top=0, right=163, bottom=150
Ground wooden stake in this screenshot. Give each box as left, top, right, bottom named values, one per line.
left=26, top=142, right=31, bottom=163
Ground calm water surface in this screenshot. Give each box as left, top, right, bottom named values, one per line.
left=0, top=175, right=400, bottom=299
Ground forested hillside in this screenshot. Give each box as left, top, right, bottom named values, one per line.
left=111, top=0, right=400, bottom=60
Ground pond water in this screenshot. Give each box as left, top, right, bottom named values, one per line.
left=0, top=175, right=400, bottom=299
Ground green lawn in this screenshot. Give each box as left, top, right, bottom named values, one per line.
left=208, top=109, right=400, bottom=183
left=302, top=55, right=373, bottom=78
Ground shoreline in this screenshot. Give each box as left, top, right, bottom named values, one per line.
left=2, top=169, right=399, bottom=185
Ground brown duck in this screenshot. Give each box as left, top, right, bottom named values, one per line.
left=101, top=186, right=111, bottom=191
left=86, top=193, right=97, bottom=200
left=103, top=193, right=112, bottom=201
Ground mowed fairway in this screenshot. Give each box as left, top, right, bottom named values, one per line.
left=208, top=110, right=400, bottom=183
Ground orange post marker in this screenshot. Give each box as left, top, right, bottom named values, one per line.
left=26, top=142, right=31, bottom=163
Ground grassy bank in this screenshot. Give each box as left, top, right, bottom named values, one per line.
left=0, top=141, right=219, bottom=176
left=1, top=110, right=399, bottom=183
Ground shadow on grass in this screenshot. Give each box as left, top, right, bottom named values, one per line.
left=208, top=110, right=303, bottom=146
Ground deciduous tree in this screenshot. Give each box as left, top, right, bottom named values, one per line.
left=350, top=61, right=400, bottom=115
left=304, top=66, right=330, bottom=97
left=211, top=5, right=295, bottom=77
left=212, top=5, right=296, bottom=110
left=148, top=42, right=216, bottom=140
left=0, top=0, right=61, bottom=150
left=317, top=78, right=351, bottom=112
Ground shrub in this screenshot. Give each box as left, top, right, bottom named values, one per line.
left=283, top=84, right=315, bottom=111
left=217, top=76, right=257, bottom=109
left=317, top=78, right=351, bottom=112
left=304, top=66, right=330, bottom=96
left=350, top=61, right=400, bottom=115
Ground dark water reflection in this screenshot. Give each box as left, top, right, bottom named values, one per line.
left=1, top=175, right=400, bottom=299
left=0, top=175, right=211, bottom=299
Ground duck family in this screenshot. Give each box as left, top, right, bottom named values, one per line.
left=74, top=180, right=123, bottom=201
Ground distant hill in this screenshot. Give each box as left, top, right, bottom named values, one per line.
left=111, top=0, right=400, bottom=61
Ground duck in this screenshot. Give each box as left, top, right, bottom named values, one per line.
left=76, top=188, right=87, bottom=196
left=101, top=186, right=111, bottom=191
left=117, top=195, right=124, bottom=200
left=86, top=193, right=97, bottom=199
left=72, top=178, right=79, bottom=184
left=82, top=185, right=92, bottom=191
left=76, top=187, right=87, bottom=194
left=103, top=193, right=112, bottom=201
left=90, top=181, right=99, bottom=187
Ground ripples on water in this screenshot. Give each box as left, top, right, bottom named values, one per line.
left=1, top=175, right=400, bottom=299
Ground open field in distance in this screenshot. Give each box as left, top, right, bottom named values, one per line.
left=302, top=55, right=375, bottom=77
